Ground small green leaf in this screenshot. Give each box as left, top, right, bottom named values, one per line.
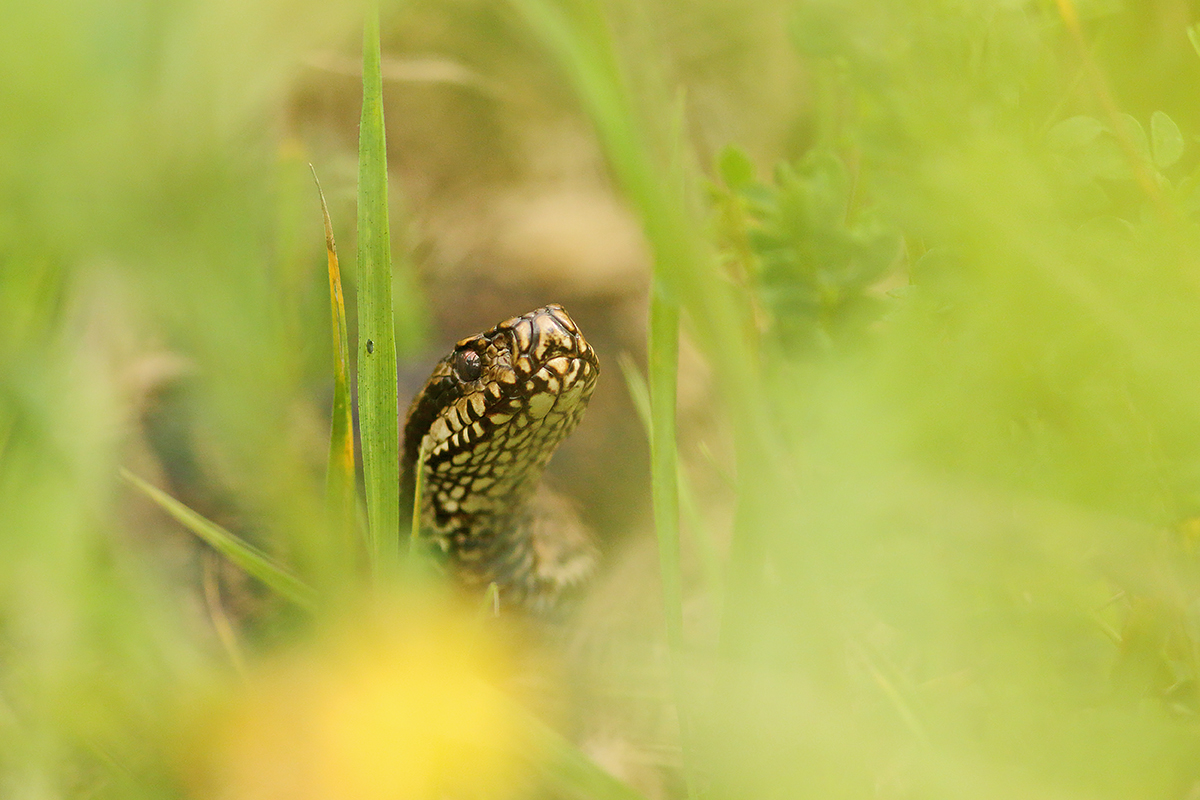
left=1112, top=113, right=1149, bottom=161
left=718, top=145, right=755, bottom=190
left=1151, top=111, right=1184, bottom=169
left=1047, top=116, right=1103, bottom=151
left=1047, top=116, right=1130, bottom=180
left=808, top=150, right=851, bottom=225
left=1179, top=174, right=1200, bottom=214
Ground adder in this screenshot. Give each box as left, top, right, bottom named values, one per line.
left=400, top=304, right=600, bottom=612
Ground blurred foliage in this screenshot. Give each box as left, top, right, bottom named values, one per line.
left=712, top=145, right=901, bottom=350
left=693, top=1, right=1200, bottom=797
left=7, top=0, right=1200, bottom=798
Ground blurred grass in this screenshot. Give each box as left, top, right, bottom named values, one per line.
left=120, top=468, right=318, bottom=610
left=7, top=0, right=1200, bottom=797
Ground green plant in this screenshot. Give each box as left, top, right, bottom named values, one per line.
left=8, top=0, right=1200, bottom=797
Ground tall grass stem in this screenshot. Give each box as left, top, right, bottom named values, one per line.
left=356, top=4, right=401, bottom=574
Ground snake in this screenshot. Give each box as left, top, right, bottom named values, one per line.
left=401, top=304, right=601, bottom=611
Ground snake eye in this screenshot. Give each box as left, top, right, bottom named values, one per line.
left=453, top=348, right=482, bottom=382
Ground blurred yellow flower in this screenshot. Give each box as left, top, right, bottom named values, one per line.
left=184, top=595, right=529, bottom=800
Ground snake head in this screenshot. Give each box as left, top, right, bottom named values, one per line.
left=402, top=304, right=600, bottom=526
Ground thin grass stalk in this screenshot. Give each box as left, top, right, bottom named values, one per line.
left=121, top=469, right=317, bottom=610
left=356, top=4, right=400, bottom=573
left=405, top=447, right=435, bottom=586
left=619, top=354, right=723, bottom=614
left=647, top=294, right=703, bottom=800
left=312, top=167, right=358, bottom=575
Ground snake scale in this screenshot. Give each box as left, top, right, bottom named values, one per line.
left=401, top=305, right=600, bottom=611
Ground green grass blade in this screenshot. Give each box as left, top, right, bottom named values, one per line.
left=645, top=295, right=702, bottom=800
left=619, top=353, right=724, bottom=611
left=311, top=166, right=358, bottom=570
left=404, top=447, right=437, bottom=586
left=647, top=301, right=683, bottom=641
left=120, top=468, right=317, bottom=610
left=616, top=353, right=651, bottom=431
left=410, top=446, right=424, bottom=550
left=356, top=5, right=400, bottom=573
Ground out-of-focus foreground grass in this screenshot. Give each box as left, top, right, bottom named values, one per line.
left=6, top=0, right=1200, bottom=797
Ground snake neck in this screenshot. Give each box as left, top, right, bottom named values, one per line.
left=425, top=483, right=596, bottom=611
left=419, top=471, right=539, bottom=556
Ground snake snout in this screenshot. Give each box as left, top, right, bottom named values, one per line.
left=494, top=306, right=597, bottom=424
left=502, top=305, right=582, bottom=375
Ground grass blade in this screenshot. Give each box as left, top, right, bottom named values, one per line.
left=646, top=303, right=682, bottom=629
left=645, top=295, right=702, bottom=800
left=120, top=468, right=317, bottom=610
left=356, top=5, right=400, bottom=572
left=311, top=166, right=358, bottom=569
left=619, top=353, right=723, bottom=611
